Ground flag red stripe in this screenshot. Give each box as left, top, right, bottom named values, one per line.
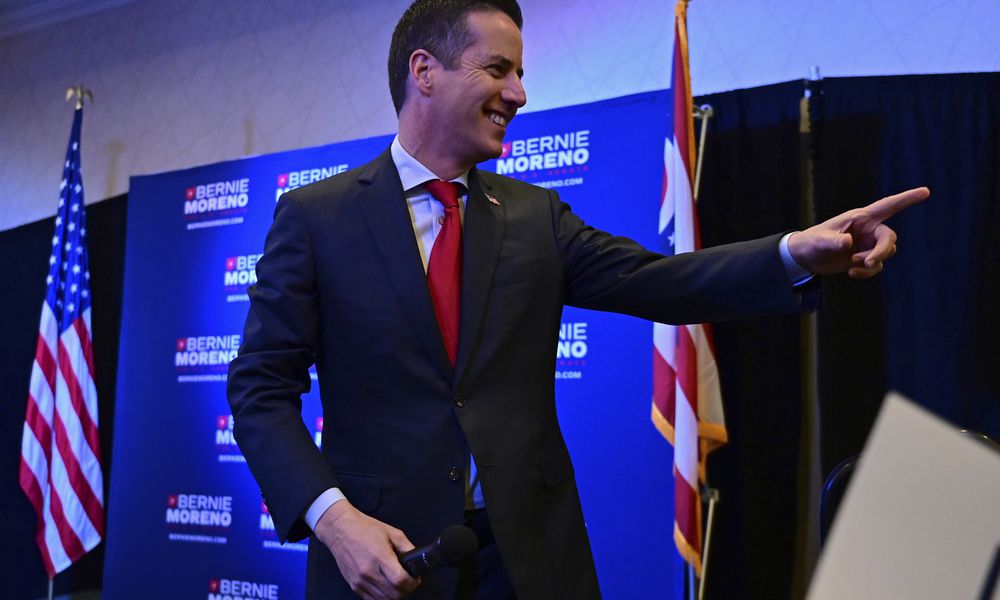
left=674, top=325, right=698, bottom=412
left=46, top=478, right=87, bottom=564
left=24, top=395, right=53, bottom=465
left=652, top=349, right=677, bottom=424
left=701, top=320, right=717, bottom=358
left=52, top=410, right=105, bottom=535
left=660, top=153, right=669, bottom=210
left=18, top=457, right=46, bottom=518
left=57, top=339, right=101, bottom=459
left=18, top=457, right=57, bottom=578
left=35, top=335, right=58, bottom=394
left=674, top=467, right=700, bottom=553
left=73, top=318, right=96, bottom=382
left=672, top=27, right=693, bottom=181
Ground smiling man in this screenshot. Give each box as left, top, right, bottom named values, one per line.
left=227, top=1, right=927, bottom=599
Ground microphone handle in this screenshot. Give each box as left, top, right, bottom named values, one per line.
left=398, top=544, right=441, bottom=577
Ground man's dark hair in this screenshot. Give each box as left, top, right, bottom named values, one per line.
left=388, top=0, right=523, bottom=114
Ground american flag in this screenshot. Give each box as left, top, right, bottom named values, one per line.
left=19, top=107, right=104, bottom=577
left=651, top=0, right=727, bottom=576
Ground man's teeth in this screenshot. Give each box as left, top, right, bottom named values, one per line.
left=489, top=113, right=507, bottom=126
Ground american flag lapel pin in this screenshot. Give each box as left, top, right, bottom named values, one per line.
left=486, top=193, right=500, bottom=206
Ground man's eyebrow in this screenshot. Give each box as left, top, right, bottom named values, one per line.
left=487, top=55, right=524, bottom=78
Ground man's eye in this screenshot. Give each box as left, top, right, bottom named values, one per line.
left=487, top=65, right=503, bottom=76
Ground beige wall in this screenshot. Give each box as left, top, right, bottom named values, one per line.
left=0, top=0, right=996, bottom=231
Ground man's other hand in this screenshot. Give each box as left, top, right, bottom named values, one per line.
left=788, top=187, right=930, bottom=278
left=314, top=500, right=420, bottom=600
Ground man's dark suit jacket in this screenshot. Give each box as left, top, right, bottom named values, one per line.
left=227, top=148, right=803, bottom=599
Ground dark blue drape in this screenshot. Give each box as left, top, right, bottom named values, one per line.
left=695, top=72, right=1000, bottom=599
left=813, top=73, right=1000, bottom=473
left=695, top=81, right=807, bottom=600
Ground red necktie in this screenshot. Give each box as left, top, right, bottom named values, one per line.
left=425, top=180, right=462, bottom=367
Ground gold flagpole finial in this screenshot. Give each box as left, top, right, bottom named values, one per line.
left=65, top=84, right=93, bottom=109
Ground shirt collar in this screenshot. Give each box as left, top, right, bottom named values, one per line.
left=390, top=135, right=469, bottom=193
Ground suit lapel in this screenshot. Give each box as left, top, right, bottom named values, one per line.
left=357, top=149, right=452, bottom=380
left=454, top=169, right=505, bottom=385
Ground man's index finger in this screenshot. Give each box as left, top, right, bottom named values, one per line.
left=864, top=187, right=930, bottom=221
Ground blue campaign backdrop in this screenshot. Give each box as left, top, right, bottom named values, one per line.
left=104, top=90, right=685, bottom=599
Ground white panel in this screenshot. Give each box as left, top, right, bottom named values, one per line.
left=809, top=393, right=1000, bottom=599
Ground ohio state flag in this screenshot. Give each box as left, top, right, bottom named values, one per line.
left=651, top=0, right=726, bottom=575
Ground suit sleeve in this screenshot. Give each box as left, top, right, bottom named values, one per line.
left=227, top=195, right=339, bottom=543
left=550, top=191, right=804, bottom=323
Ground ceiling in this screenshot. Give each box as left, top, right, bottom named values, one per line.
left=0, top=0, right=137, bottom=40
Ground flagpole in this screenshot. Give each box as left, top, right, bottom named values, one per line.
left=690, top=103, right=718, bottom=600
left=697, top=486, right=720, bottom=600
left=692, top=104, right=713, bottom=202
left=790, top=66, right=824, bottom=600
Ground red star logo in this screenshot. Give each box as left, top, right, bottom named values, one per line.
left=176, top=338, right=186, bottom=351
left=277, top=174, right=288, bottom=187
left=501, top=143, right=511, bottom=158
left=316, top=416, right=324, bottom=431
left=217, top=415, right=228, bottom=429
left=225, top=257, right=236, bottom=271
left=208, top=580, right=220, bottom=593
left=185, top=187, right=195, bottom=200
left=167, top=494, right=178, bottom=507
left=261, top=500, right=269, bottom=513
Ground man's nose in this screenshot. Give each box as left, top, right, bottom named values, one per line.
left=502, top=74, right=526, bottom=109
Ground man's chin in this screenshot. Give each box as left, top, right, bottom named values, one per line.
left=467, top=144, right=505, bottom=166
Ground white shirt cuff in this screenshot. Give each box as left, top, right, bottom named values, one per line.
left=304, top=487, right=347, bottom=531
left=779, top=232, right=814, bottom=286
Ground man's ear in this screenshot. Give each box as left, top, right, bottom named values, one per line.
left=409, top=49, right=437, bottom=98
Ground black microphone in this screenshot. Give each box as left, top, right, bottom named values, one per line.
left=398, top=525, right=478, bottom=577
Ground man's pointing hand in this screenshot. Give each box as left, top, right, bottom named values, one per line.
left=788, top=187, right=930, bottom=279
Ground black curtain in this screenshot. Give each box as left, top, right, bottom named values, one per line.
left=812, top=73, right=1000, bottom=475
left=694, top=81, right=807, bottom=600
left=694, top=72, right=1000, bottom=599
left=0, top=195, right=126, bottom=599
